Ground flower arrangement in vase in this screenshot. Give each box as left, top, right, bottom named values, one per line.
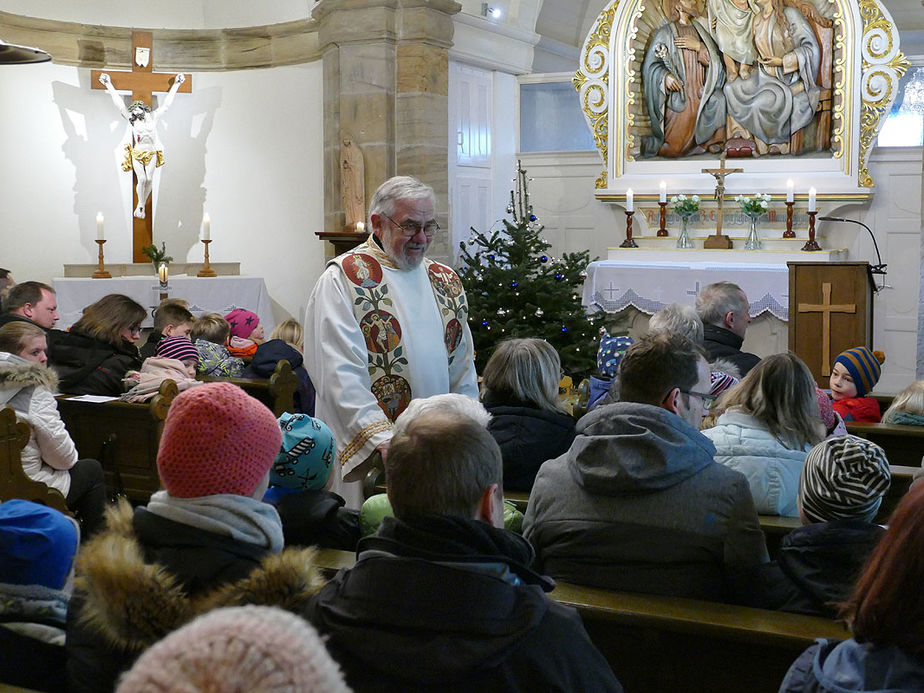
left=671, top=194, right=699, bottom=249
left=735, top=193, right=771, bottom=250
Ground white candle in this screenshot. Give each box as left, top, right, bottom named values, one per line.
left=808, top=187, right=817, bottom=212
left=659, top=181, right=667, bottom=203
left=356, top=221, right=365, bottom=232
left=626, top=188, right=634, bottom=212
left=96, top=212, right=104, bottom=240
left=786, top=180, right=794, bottom=203
left=158, top=262, right=168, bottom=285
left=201, top=213, right=211, bottom=241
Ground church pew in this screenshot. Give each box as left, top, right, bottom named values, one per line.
left=56, top=380, right=178, bottom=504
left=845, top=421, right=924, bottom=468
left=313, top=547, right=848, bottom=693
left=198, top=359, right=297, bottom=417
left=0, top=406, right=72, bottom=516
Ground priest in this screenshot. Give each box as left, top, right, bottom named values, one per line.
left=304, top=176, right=479, bottom=508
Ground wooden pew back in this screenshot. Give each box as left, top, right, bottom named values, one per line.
left=199, top=359, right=297, bottom=416
left=0, top=406, right=71, bottom=515
left=846, top=421, right=924, bottom=468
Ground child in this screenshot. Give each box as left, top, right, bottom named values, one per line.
left=882, top=380, right=924, bottom=426
left=225, top=308, right=264, bottom=360
left=264, top=412, right=359, bottom=551
left=587, top=330, right=634, bottom=411
left=139, top=299, right=194, bottom=360
left=270, top=318, right=303, bottom=351
left=121, top=336, right=202, bottom=402
left=244, top=337, right=316, bottom=415
left=830, top=346, right=885, bottom=423
left=191, top=312, right=244, bottom=377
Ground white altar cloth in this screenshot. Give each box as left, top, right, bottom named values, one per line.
left=53, top=275, right=276, bottom=332
left=583, top=260, right=790, bottom=321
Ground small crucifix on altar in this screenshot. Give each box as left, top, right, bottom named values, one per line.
left=92, top=31, right=192, bottom=263
left=701, top=154, right=743, bottom=249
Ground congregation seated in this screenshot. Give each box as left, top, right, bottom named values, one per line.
left=0, top=322, right=106, bottom=537
left=46, top=293, right=145, bottom=396
left=780, top=482, right=924, bottom=692
left=882, top=379, right=924, bottom=426
left=481, top=337, right=576, bottom=492
left=263, top=412, right=359, bottom=550
left=191, top=312, right=244, bottom=377
left=121, top=335, right=202, bottom=402
left=0, top=281, right=59, bottom=331
left=702, top=353, right=825, bottom=517
left=305, top=393, right=623, bottom=691
left=66, top=382, right=323, bottom=693
left=745, top=435, right=889, bottom=617
left=138, top=298, right=193, bottom=360
left=0, top=499, right=79, bottom=692
left=696, top=281, right=761, bottom=376
left=524, top=333, right=769, bottom=603
left=115, top=605, right=349, bottom=692
left=244, top=318, right=316, bottom=415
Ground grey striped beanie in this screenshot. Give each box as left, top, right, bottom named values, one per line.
left=800, top=435, right=891, bottom=523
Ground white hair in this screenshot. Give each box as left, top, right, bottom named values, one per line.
left=648, top=303, right=704, bottom=344
left=392, top=393, right=490, bottom=438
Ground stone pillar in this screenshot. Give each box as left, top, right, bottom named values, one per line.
left=316, top=0, right=460, bottom=262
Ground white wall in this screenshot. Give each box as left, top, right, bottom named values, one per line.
left=0, top=60, right=326, bottom=323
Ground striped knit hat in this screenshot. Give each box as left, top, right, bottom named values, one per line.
left=800, top=435, right=891, bottom=523
left=710, top=370, right=739, bottom=398
left=155, top=336, right=200, bottom=365
left=833, top=346, right=885, bottom=397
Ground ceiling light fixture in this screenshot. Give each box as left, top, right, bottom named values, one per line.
left=0, top=39, right=51, bottom=65
left=481, top=3, right=502, bottom=19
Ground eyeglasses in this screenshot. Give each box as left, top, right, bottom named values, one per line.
left=382, top=213, right=440, bottom=238
left=679, top=389, right=718, bottom=410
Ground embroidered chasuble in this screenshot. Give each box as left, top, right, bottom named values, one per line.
left=304, top=240, right=479, bottom=508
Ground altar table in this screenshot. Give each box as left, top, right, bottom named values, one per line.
left=53, top=275, right=276, bottom=332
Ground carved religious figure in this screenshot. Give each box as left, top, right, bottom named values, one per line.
left=99, top=71, right=185, bottom=218
left=642, top=0, right=727, bottom=157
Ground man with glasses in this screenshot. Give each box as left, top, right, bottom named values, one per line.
left=524, top=333, right=768, bottom=603
left=304, top=176, right=478, bottom=508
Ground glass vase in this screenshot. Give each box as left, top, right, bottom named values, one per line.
left=676, top=214, right=694, bottom=249
left=744, top=214, right=762, bottom=250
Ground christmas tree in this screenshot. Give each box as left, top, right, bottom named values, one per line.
left=458, top=161, right=599, bottom=378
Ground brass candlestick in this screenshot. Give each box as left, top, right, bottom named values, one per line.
left=92, top=239, right=111, bottom=279
left=802, top=211, right=822, bottom=251
left=657, top=202, right=668, bottom=236
left=783, top=201, right=796, bottom=238
left=621, top=211, right=638, bottom=248
left=197, top=239, right=217, bottom=277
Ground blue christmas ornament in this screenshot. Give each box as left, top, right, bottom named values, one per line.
left=554, top=272, right=564, bottom=280
left=487, top=254, right=495, bottom=261
left=540, top=255, right=548, bottom=263
left=510, top=280, right=519, bottom=289
left=481, top=319, right=489, bottom=327
left=529, top=214, right=537, bottom=222
left=561, top=326, right=568, bottom=333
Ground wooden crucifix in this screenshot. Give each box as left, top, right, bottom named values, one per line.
left=797, top=282, right=856, bottom=376
left=92, top=31, right=192, bottom=263
left=702, top=154, right=743, bottom=249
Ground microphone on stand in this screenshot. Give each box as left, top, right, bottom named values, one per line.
left=817, top=216, right=888, bottom=292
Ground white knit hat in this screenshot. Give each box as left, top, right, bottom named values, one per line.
left=115, top=605, right=351, bottom=693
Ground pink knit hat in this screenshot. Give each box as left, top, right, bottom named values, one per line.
left=157, top=383, right=281, bottom=498
left=225, top=308, right=260, bottom=339
left=115, top=605, right=351, bottom=693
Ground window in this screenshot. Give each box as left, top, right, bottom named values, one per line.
left=519, top=78, right=597, bottom=152
left=877, top=65, right=924, bottom=147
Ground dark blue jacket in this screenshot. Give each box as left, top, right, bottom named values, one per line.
left=243, top=339, right=315, bottom=416
left=780, top=638, right=924, bottom=692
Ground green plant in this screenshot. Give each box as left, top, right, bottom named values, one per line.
left=141, top=242, right=173, bottom=269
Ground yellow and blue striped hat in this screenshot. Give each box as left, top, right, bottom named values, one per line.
left=833, top=346, right=885, bottom=397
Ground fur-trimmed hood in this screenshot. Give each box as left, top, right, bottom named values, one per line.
left=0, top=351, right=58, bottom=395
left=75, top=499, right=324, bottom=653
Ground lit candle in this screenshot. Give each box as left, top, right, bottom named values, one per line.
left=96, top=212, right=104, bottom=240
left=356, top=221, right=365, bottom=232
left=158, top=263, right=168, bottom=285
left=201, top=213, right=211, bottom=241
left=808, top=187, right=817, bottom=212
left=786, top=180, right=794, bottom=203
left=626, top=188, right=634, bottom=213
left=659, top=181, right=667, bottom=203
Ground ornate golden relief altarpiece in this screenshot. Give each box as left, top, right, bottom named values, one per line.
left=574, top=0, right=909, bottom=203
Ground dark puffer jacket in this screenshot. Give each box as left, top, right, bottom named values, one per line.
left=702, top=324, right=761, bottom=376
left=46, top=328, right=141, bottom=396
left=243, top=339, right=316, bottom=416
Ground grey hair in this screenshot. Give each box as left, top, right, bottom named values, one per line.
left=392, top=393, right=490, bottom=438
left=696, top=281, right=749, bottom=326
left=481, top=338, right=568, bottom=414
left=648, top=303, right=704, bottom=344
left=368, top=176, right=436, bottom=222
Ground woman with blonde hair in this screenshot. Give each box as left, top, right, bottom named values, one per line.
left=702, top=353, right=825, bottom=516
left=0, top=321, right=106, bottom=536
left=481, top=338, right=575, bottom=492
left=882, top=380, right=924, bottom=426
left=47, top=293, right=146, bottom=396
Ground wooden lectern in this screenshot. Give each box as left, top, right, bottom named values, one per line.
left=788, top=262, right=872, bottom=387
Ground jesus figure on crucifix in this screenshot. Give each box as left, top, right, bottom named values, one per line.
left=98, top=71, right=185, bottom=218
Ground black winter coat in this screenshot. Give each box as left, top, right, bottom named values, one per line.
left=47, top=328, right=141, bottom=396
left=484, top=398, right=576, bottom=492
left=702, top=324, right=761, bottom=377
left=243, top=339, right=316, bottom=416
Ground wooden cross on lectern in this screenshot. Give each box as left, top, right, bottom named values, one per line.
left=702, top=155, right=743, bottom=249
left=91, top=31, right=192, bottom=263
left=798, top=282, right=856, bottom=376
